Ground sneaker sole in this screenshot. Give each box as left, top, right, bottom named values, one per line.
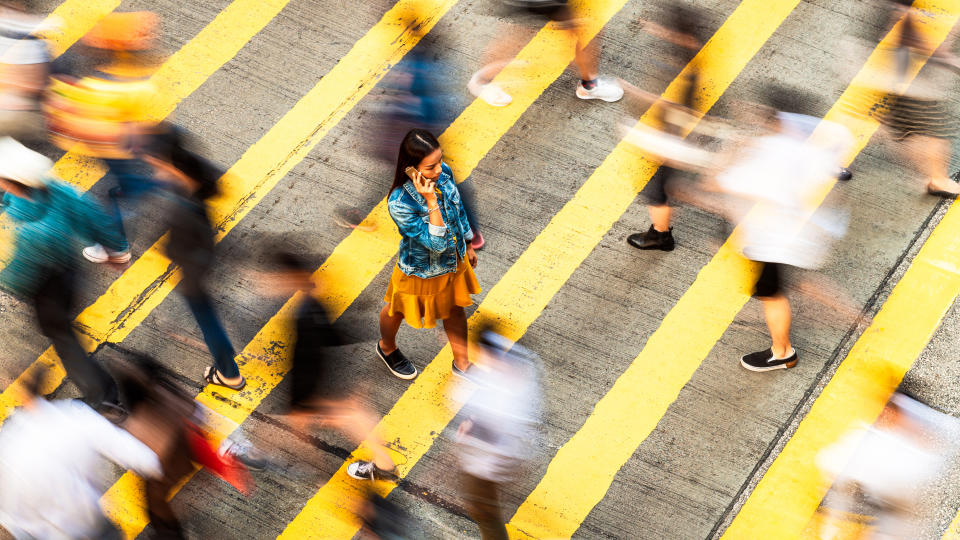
left=377, top=346, right=418, bottom=380
left=575, top=89, right=624, bottom=103
left=740, top=357, right=798, bottom=372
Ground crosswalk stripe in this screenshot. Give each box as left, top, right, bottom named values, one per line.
left=98, top=0, right=623, bottom=532
left=506, top=1, right=960, bottom=536
left=277, top=0, right=802, bottom=537
left=44, top=0, right=121, bottom=58
left=49, top=1, right=459, bottom=535
left=504, top=2, right=960, bottom=538
left=0, top=0, right=293, bottom=266
left=0, top=0, right=299, bottom=418
left=719, top=4, right=960, bottom=537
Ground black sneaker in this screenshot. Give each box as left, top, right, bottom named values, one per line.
left=347, top=460, right=398, bottom=482
left=740, top=348, right=798, bottom=372
left=377, top=342, right=418, bottom=380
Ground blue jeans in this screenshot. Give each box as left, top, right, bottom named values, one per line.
left=184, top=292, right=239, bottom=378
left=104, top=158, right=160, bottom=247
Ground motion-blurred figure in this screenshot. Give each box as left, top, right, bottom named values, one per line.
left=143, top=124, right=246, bottom=390
left=455, top=326, right=541, bottom=540
left=255, top=250, right=398, bottom=482
left=626, top=2, right=709, bottom=252
left=45, top=11, right=162, bottom=263
left=0, top=369, right=161, bottom=540
left=0, top=136, right=126, bottom=413
left=119, top=355, right=254, bottom=539
left=0, top=0, right=52, bottom=143
left=815, top=392, right=953, bottom=539
left=872, top=0, right=960, bottom=197
left=469, top=0, right=622, bottom=106
left=713, top=86, right=852, bottom=372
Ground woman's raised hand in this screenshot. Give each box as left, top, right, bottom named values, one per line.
left=406, top=166, right=436, bottom=199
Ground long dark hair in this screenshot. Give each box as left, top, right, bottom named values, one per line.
left=391, top=128, right=441, bottom=194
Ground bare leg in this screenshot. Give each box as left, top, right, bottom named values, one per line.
left=761, top=293, right=793, bottom=358
left=649, top=204, right=672, bottom=232
left=443, top=306, right=470, bottom=371
left=328, top=399, right=394, bottom=471
left=905, top=135, right=958, bottom=193
left=379, top=304, right=404, bottom=355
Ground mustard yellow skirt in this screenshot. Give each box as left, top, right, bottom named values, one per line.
left=384, top=260, right=481, bottom=329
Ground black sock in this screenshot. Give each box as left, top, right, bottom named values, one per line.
left=581, top=78, right=597, bottom=90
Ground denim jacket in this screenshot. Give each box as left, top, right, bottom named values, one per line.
left=388, top=162, right=473, bottom=279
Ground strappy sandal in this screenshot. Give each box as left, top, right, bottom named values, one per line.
left=203, top=366, right=246, bottom=391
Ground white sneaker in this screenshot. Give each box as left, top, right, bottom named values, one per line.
left=82, top=244, right=131, bottom=264
left=468, top=72, right=512, bottom=107
left=576, top=76, right=624, bottom=102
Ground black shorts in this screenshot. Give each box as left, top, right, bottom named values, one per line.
left=753, top=262, right=783, bottom=298
left=642, top=165, right=678, bottom=206
left=498, top=0, right=571, bottom=22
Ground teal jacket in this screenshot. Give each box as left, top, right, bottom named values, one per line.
left=0, top=179, right=125, bottom=299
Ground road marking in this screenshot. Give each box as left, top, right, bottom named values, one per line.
left=278, top=0, right=803, bottom=536
left=44, top=0, right=121, bottom=58
left=0, top=0, right=303, bottom=412
left=98, top=0, right=623, bottom=533
left=11, top=0, right=463, bottom=535
left=719, top=4, right=960, bottom=536
left=501, top=2, right=960, bottom=538
left=0, top=0, right=293, bottom=266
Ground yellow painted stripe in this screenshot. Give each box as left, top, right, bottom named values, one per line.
left=0, top=0, right=292, bottom=263
left=43, top=0, right=121, bottom=58
left=506, top=3, right=960, bottom=538
left=0, top=0, right=296, bottom=414
left=943, top=508, right=960, bottom=540
left=74, top=2, right=456, bottom=536
left=278, top=0, right=800, bottom=537
left=97, top=0, right=616, bottom=532
left=724, top=172, right=960, bottom=540
left=720, top=4, right=960, bottom=537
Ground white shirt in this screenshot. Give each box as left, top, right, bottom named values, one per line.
left=716, top=115, right=852, bottom=268
left=0, top=399, right=161, bottom=539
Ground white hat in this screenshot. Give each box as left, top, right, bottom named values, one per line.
left=0, top=137, right=53, bottom=188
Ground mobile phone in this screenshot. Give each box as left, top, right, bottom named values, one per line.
left=404, top=166, right=419, bottom=181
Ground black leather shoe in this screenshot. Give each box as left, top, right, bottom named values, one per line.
left=836, top=167, right=852, bottom=181
left=627, top=225, right=675, bottom=251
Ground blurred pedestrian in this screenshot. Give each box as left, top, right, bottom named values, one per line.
left=0, top=0, right=53, bottom=143
left=44, top=11, right=162, bottom=263
left=119, top=355, right=254, bottom=539
left=379, top=129, right=480, bottom=380
left=469, top=0, right=623, bottom=106
left=816, top=392, right=949, bottom=539
left=874, top=0, right=960, bottom=196
left=142, top=124, right=245, bottom=390
left=0, top=368, right=161, bottom=540
left=0, top=136, right=127, bottom=413
left=627, top=3, right=709, bottom=251
left=455, top=326, right=541, bottom=540
left=255, top=250, right=398, bottom=482
left=713, top=86, right=852, bottom=372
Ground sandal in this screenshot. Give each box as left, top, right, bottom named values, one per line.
left=203, top=366, right=246, bottom=391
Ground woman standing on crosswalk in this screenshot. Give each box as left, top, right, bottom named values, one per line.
left=377, top=129, right=480, bottom=380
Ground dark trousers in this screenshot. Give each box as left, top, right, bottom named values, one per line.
left=462, top=472, right=507, bottom=540
left=183, top=291, right=239, bottom=378
left=105, top=158, right=159, bottom=248
left=32, top=270, right=117, bottom=406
